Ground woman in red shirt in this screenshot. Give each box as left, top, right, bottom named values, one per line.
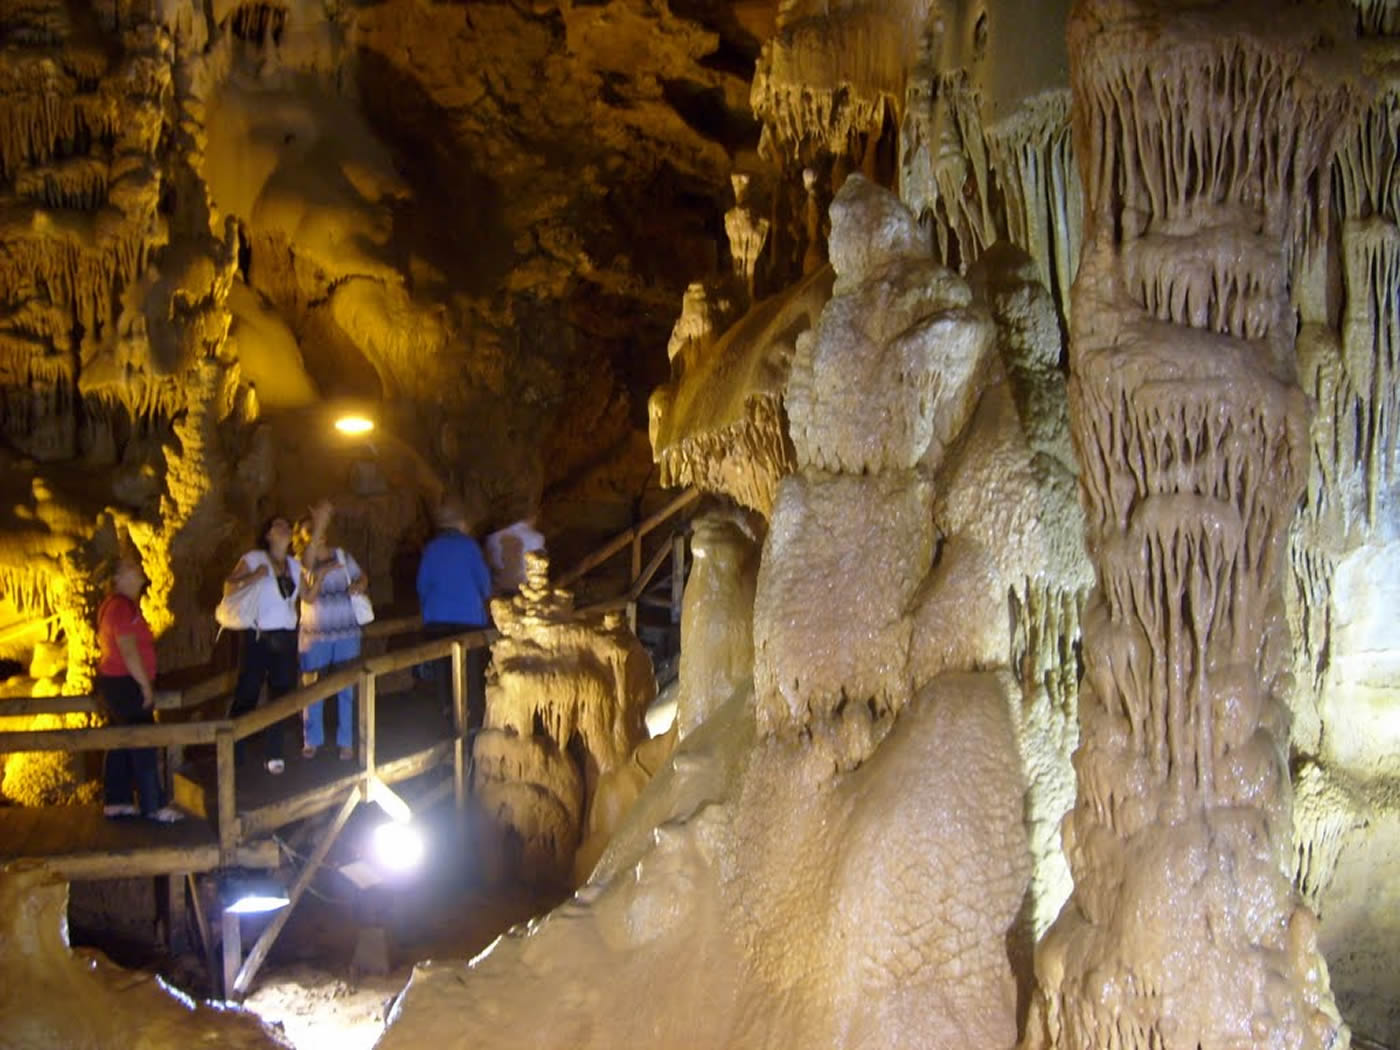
left=96, top=556, right=182, bottom=822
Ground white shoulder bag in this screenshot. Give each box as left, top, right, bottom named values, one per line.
left=337, top=549, right=375, bottom=626
left=215, top=552, right=267, bottom=631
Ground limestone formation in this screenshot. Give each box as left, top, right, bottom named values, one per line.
left=649, top=266, right=831, bottom=514
left=378, top=170, right=1041, bottom=1050
left=0, top=862, right=289, bottom=1048
left=474, top=552, right=656, bottom=888
left=1026, top=4, right=1361, bottom=1049
left=674, top=509, right=761, bottom=740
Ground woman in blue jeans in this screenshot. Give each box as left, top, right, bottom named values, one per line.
left=296, top=500, right=369, bottom=761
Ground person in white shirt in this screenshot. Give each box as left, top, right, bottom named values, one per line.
left=484, top=514, right=545, bottom=595
left=223, top=513, right=302, bottom=774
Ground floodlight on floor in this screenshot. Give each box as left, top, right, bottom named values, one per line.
left=222, top=872, right=291, bottom=915
left=370, top=819, right=425, bottom=873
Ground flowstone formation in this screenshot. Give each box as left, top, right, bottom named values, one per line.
left=0, top=862, right=289, bottom=1048
left=1027, top=4, right=1360, bottom=1049
left=377, top=173, right=1044, bottom=1050
left=473, top=552, right=656, bottom=889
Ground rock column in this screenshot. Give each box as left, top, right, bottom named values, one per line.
left=1029, top=3, right=1359, bottom=1049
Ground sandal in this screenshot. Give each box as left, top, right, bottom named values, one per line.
left=266, top=758, right=285, bottom=775
left=302, top=746, right=317, bottom=759
left=339, top=747, right=355, bottom=762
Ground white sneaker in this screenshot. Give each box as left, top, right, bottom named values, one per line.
left=147, top=806, right=185, bottom=823
left=265, top=759, right=286, bottom=775
left=103, top=803, right=138, bottom=818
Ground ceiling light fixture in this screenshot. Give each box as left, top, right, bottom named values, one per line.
left=334, top=415, right=375, bottom=436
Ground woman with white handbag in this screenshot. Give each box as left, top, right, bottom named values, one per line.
left=294, top=500, right=372, bottom=761
left=222, top=514, right=302, bottom=774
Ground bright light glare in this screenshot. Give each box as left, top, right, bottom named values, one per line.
left=334, top=415, right=375, bottom=435
left=226, top=893, right=290, bottom=915
left=371, top=820, right=424, bottom=872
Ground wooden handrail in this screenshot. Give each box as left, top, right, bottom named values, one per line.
left=0, top=689, right=186, bottom=717
left=0, top=719, right=231, bottom=754
left=556, top=488, right=698, bottom=587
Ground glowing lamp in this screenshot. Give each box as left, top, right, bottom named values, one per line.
left=222, top=872, right=291, bottom=915
left=334, top=415, right=375, bottom=436
left=370, top=820, right=424, bottom=873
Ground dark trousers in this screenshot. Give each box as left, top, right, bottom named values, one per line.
left=229, top=629, right=298, bottom=763
left=99, top=674, right=163, bottom=814
left=423, top=623, right=487, bottom=731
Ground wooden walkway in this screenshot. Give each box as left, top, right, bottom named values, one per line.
left=0, top=675, right=451, bottom=880
left=0, top=807, right=277, bottom=879
left=0, top=489, right=698, bottom=995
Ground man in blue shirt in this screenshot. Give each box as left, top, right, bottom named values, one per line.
left=417, top=498, right=493, bottom=729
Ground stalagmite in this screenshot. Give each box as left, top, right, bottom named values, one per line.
left=474, top=552, right=655, bottom=887
left=1026, top=4, right=1361, bottom=1049
left=674, top=510, right=760, bottom=739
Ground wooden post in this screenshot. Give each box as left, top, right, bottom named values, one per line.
left=221, top=907, right=241, bottom=1001
left=233, top=786, right=361, bottom=997
left=626, top=600, right=637, bottom=633
left=671, top=531, right=685, bottom=625
left=360, top=672, right=376, bottom=780
left=166, top=742, right=184, bottom=802
left=630, top=529, right=642, bottom=587
left=158, top=874, right=188, bottom=954
left=451, top=641, right=467, bottom=814
left=216, top=728, right=237, bottom=866
left=188, top=873, right=216, bottom=990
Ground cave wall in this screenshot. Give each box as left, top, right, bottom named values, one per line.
left=0, top=0, right=758, bottom=706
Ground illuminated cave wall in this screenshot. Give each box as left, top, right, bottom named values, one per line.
left=0, top=0, right=761, bottom=706
left=646, top=0, right=1400, bottom=1043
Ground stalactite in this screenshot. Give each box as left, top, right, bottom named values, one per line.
left=986, top=93, right=1083, bottom=328
left=657, top=394, right=796, bottom=515
left=1291, top=759, right=1368, bottom=914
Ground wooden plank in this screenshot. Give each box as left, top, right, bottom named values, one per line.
left=0, top=690, right=184, bottom=718
left=0, top=804, right=44, bottom=854
left=378, top=741, right=453, bottom=784
left=454, top=736, right=469, bottom=814
left=233, top=667, right=362, bottom=741
left=362, top=614, right=420, bottom=639
left=0, top=719, right=223, bottom=753
left=361, top=672, right=376, bottom=779
left=362, top=630, right=494, bottom=677
left=556, top=488, right=698, bottom=586
left=187, top=872, right=217, bottom=991
left=451, top=641, right=466, bottom=813
left=233, top=786, right=361, bottom=997
left=36, top=838, right=278, bottom=881
left=239, top=771, right=363, bottom=839
left=222, top=907, right=242, bottom=1001
left=627, top=536, right=674, bottom=601
left=176, top=671, right=238, bottom=710
left=216, top=728, right=237, bottom=865
left=672, top=532, right=685, bottom=624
